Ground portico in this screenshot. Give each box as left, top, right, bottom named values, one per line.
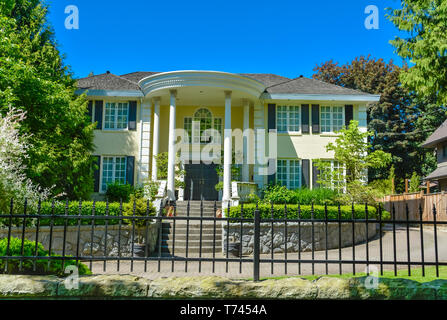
left=138, top=71, right=265, bottom=206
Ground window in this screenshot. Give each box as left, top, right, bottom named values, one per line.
left=183, top=108, right=222, bottom=144
left=104, top=102, right=129, bottom=129
left=319, top=160, right=345, bottom=192
left=320, top=106, right=344, bottom=133
left=277, top=106, right=300, bottom=132
left=101, top=156, right=127, bottom=192
left=277, top=159, right=301, bottom=189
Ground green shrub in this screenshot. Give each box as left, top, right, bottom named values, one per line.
left=0, top=237, right=91, bottom=276
left=34, top=201, right=122, bottom=226
left=105, top=182, right=134, bottom=202
left=228, top=203, right=390, bottom=220
left=123, top=195, right=157, bottom=228
left=262, top=185, right=338, bottom=205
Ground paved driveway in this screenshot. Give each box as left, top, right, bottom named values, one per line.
left=87, top=225, right=447, bottom=279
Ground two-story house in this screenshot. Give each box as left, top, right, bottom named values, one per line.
left=422, top=119, right=447, bottom=191
left=76, top=70, right=379, bottom=205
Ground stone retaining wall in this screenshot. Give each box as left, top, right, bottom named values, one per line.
left=223, top=222, right=378, bottom=254
left=0, top=223, right=160, bottom=257
left=0, top=275, right=445, bottom=300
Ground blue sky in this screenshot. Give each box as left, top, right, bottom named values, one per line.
left=46, top=0, right=406, bottom=80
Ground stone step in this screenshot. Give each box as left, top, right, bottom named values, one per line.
left=162, top=239, right=222, bottom=247
left=160, top=245, right=222, bottom=254
left=162, top=234, right=222, bottom=241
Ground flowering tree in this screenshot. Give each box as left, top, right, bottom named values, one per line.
left=0, top=108, right=49, bottom=214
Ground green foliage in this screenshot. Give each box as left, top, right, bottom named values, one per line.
left=23, top=201, right=123, bottom=226
left=154, top=152, right=185, bottom=188
left=105, top=182, right=134, bottom=203
left=143, top=180, right=160, bottom=201
left=228, top=204, right=390, bottom=220
left=0, top=1, right=96, bottom=200
left=122, top=195, right=156, bottom=243
left=261, top=185, right=338, bottom=205
left=245, top=193, right=260, bottom=204
left=313, top=56, right=435, bottom=184
left=387, top=0, right=447, bottom=106
left=335, top=181, right=386, bottom=207
left=0, top=237, right=91, bottom=276
left=122, top=195, right=156, bottom=228
left=315, top=121, right=392, bottom=187
left=409, top=171, right=421, bottom=193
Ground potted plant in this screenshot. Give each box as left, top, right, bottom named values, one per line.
left=123, top=195, right=156, bottom=257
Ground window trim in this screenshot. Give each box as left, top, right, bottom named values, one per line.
left=100, top=155, right=127, bottom=193
left=183, top=108, right=223, bottom=145
left=276, top=158, right=302, bottom=190
left=318, top=159, right=346, bottom=192
left=102, top=101, right=130, bottom=131
left=320, top=105, right=345, bottom=134
left=276, top=105, right=301, bottom=134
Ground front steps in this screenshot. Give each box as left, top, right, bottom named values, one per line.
left=160, top=201, right=223, bottom=255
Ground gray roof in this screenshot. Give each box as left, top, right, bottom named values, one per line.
left=77, top=72, right=141, bottom=91
left=424, top=165, right=447, bottom=181
left=266, top=76, right=371, bottom=95
left=76, top=71, right=374, bottom=96
left=238, top=73, right=290, bottom=87
left=421, top=119, right=447, bottom=148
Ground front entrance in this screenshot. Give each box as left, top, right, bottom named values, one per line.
left=184, top=162, right=219, bottom=200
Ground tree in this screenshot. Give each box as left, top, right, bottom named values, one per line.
left=0, top=1, right=96, bottom=199
left=314, top=121, right=392, bottom=205
left=0, top=108, right=49, bottom=214
left=387, top=0, right=447, bottom=106
left=313, top=56, right=434, bottom=191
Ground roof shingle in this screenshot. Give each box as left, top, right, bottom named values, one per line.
left=421, top=119, right=447, bottom=148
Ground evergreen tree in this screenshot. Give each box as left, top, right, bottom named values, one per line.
left=0, top=0, right=96, bottom=199
left=313, top=56, right=431, bottom=192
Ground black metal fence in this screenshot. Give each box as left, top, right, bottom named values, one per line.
left=0, top=199, right=445, bottom=280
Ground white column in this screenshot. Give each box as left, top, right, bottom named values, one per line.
left=242, top=99, right=250, bottom=182
left=167, top=90, right=177, bottom=201
left=222, top=91, right=232, bottom=206
left=151, top=97, right=161, bottom=181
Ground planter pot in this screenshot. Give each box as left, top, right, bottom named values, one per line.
left=224, top=242, right=241, bottom=258
left=133, top=243, right=148, bottom=257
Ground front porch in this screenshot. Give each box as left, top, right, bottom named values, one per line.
left=138, top=71, right=266, bottom=207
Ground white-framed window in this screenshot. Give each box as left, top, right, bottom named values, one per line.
left=277, top=159, right=301, bottom=189
left=101, top=156, right=127, bottom=192
left=104, top=102, right=129, bottom=130
left=320, top=106, right=344, bottom=133
left=183, top=108, right=222, bottom=144
left=319, top=160, right=346, bottom=192
left=277, top=105, right=301, bottom=132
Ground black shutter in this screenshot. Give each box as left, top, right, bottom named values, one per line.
left=345, top=105, right=353, bottom=128
left=268, top=104, right=276, bottom=130
left=128, top=101, right=137, bottom=130
left=87, top=101, right=93, bottom=122
left=301, top=104, right=310, bottom=133
left=267, top=158, right=276, bottom=186
left=301, top=159, right=310, bottom=188
left=93, top=156, right=101, bottom=192
left=312, top=161, right=320, bottom=189
left=311, top=104, right=320, bottom=134
left=94, top=100, right=103, bottom=129
left=126, top=156, right=135, bottom=186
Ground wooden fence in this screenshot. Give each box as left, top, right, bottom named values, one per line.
left=382, top=192, right=447, bottom=222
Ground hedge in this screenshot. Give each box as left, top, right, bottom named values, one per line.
left=0, top=201, right=156, bottom=227
left=228, top=204, right=391, bottom=220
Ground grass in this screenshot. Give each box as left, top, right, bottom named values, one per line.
left=256, top=266, right=447, bottom=283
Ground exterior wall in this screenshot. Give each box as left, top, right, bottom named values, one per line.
left=90, top=98, right=142, bottom=196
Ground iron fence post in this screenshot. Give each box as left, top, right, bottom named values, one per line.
left=253, top=208, right=260, bottom=282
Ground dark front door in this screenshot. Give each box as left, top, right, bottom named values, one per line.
left=184, top=162, right=219, bottom=200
